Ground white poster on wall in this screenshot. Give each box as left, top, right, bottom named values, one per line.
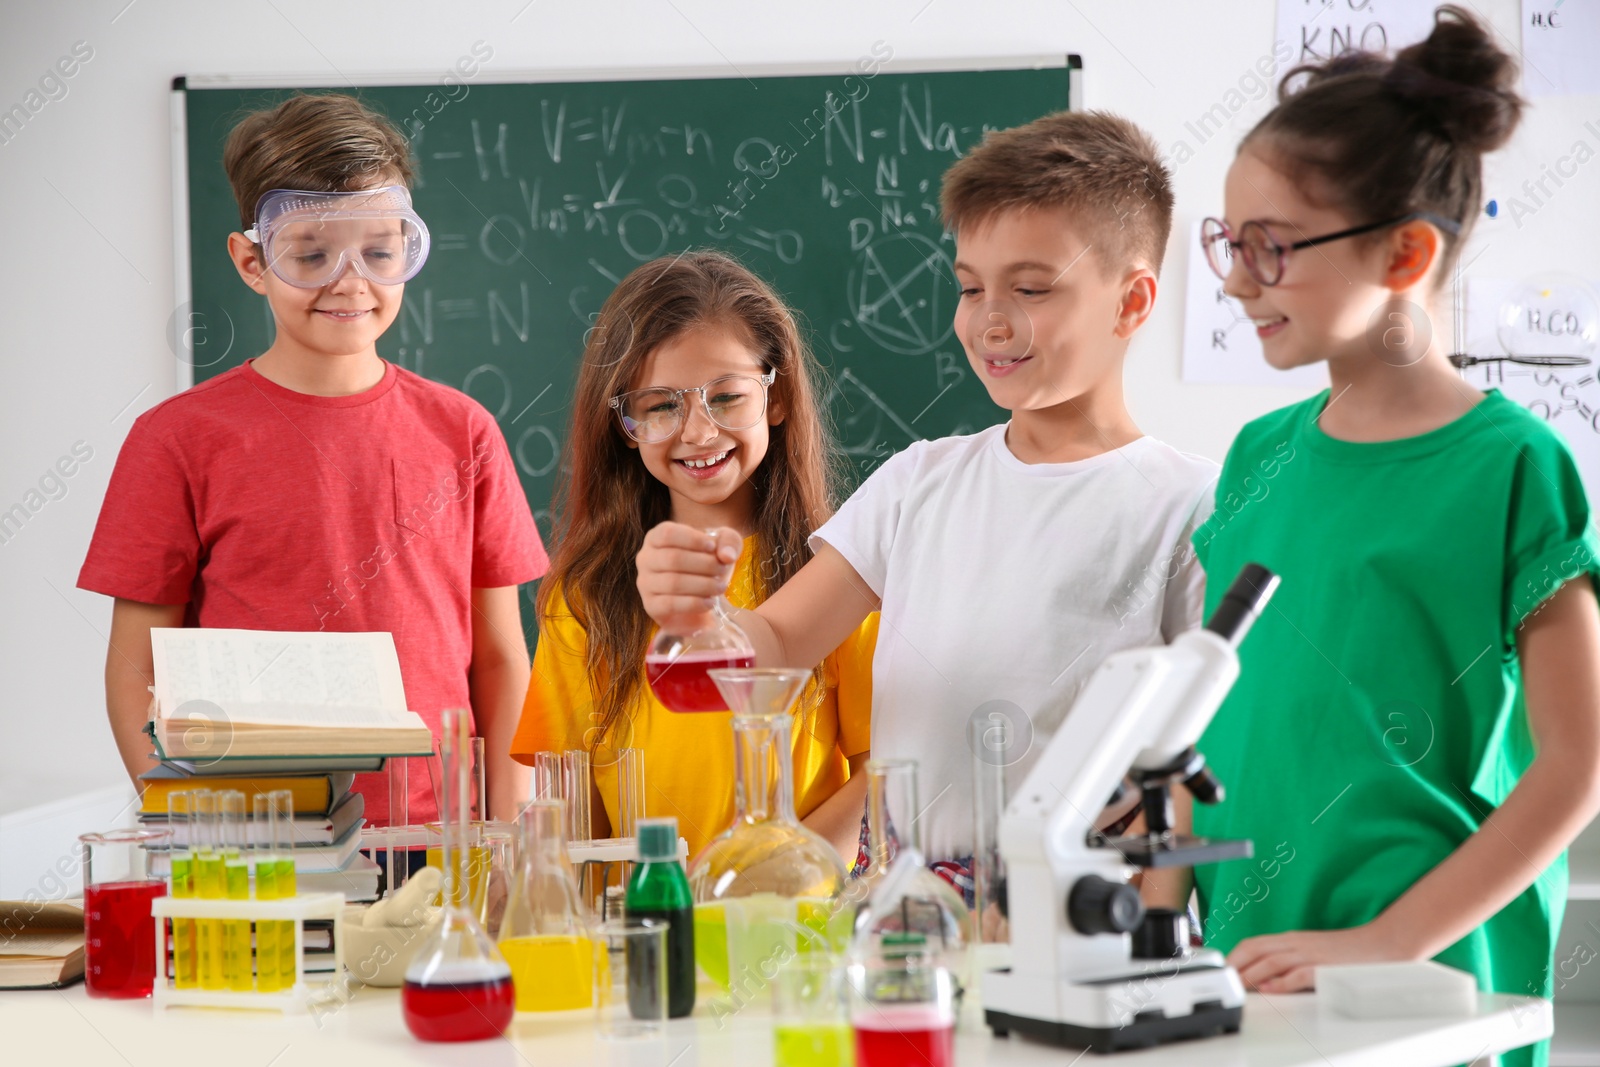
left=1521, top=0, right=1600, bottom=98
left=1464, top=276, right=1600, bottom=503
left=1180, top=221, right=1328, bottom=388
left=1276, top=0, right=1439, bottom=65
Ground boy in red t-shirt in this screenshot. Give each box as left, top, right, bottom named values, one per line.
left=79, top=94, right=547, bottom=823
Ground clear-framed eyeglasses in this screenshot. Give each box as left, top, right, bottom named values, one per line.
left=1199, top=211, right=1461, bottom=287
left=610, top=370, right=777, bottom=444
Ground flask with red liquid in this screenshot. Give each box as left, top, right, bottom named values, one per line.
left=401, top=708, right=515, bottom=1042
left=645, top=548, right=756, bottom=712
left=847, top=845, right=961, bottom=1067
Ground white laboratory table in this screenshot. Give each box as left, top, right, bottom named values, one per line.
left=0, top=983, right=1552, bottom=1067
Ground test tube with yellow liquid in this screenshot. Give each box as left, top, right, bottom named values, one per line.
left=252, top=793, right=278, bottom=991
left=271, top=790, right=298, bottom=983
left=192, top=790, right=225, bottom=990
left=167, top=790, right=198, bottom=989
left=252, top=790, right=296, bottom=990
left=220, top=791, right=253, bottom=990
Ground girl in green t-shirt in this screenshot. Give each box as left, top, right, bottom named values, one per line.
left=1167, top=8, right=1600, bottom=1065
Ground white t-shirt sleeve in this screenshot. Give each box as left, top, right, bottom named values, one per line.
left=810, top=446, right=920, bottom=599
left=1160, top=474, right=1217, bottom=642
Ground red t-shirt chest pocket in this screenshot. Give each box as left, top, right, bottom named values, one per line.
left=393, top=456, right=474, bottom=542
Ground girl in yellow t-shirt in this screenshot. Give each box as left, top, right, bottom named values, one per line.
left=510, top=250, right=877, bottom=862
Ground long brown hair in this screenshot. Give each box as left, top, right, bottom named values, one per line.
left=540, top=250, right=841, bottom=753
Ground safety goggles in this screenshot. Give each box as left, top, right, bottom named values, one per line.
left=244, top=185, right=430, bottom=289
left=610, top=371, right=777, bottom=444
left=1200, top=211, right=1461, bottom=287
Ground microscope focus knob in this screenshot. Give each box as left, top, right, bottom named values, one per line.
left=1067, top=875, right=1145, bottom=936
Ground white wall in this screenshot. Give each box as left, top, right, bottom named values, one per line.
left=0, top=0, right=1594, bottom=836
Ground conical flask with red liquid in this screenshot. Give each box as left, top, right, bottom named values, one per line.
left=645, top=534, right=755, bottom=712
left=401, top=708, right=515, bottom=1042
left=850, top=759, right=973, bottom=995
left=848, top=773, right=967, bottom=1067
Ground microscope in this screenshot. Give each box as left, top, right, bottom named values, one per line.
left=983, top=563, right=1279, bottom=1053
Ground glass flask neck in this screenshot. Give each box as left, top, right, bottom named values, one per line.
left=440, top=708, right=469, bottom=912
left=516, top=799, right=569, bottom=867
left=689, top=594, right=739, bottom=636
left=733, top=712, right=796, bottom=825
left=866, top=759, right=919, bottom=871
left=503, top=798, right=587, bottom=938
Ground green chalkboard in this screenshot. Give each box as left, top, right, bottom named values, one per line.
left=179, top=60, right=1075, bottom=548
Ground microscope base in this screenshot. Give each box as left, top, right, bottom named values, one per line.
left=984, top=958, right=1245, bottom=1053
left=985, top=1001, right=1242, bottom=1053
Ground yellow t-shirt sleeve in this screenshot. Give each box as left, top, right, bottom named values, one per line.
left=832, top=611, right=879, bottom=760
left=510, top=589, right=594, bottom=764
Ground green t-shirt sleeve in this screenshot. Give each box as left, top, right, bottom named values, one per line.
left=1503, top=431, right=1600, bottom=645
left=1191, top=443, right=1237, bottom=574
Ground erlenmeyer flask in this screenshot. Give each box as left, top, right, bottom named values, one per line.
left=497, top=799, right=595, bottom=1012
left=850, top=760, right=973, bottom=993
left=688, top=668, right=847, bottom=999
left=645, top=534, right=755, bottom=712
left=401, top=709, right=515, bottom=1042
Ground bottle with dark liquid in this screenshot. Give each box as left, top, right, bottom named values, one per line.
left=625, top=816, right=696, bottom=1018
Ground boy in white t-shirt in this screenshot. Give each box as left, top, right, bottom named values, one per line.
left=638, top=111, right=1218, bottom=866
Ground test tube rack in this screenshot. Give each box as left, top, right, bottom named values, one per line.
left=150, top=892, right=346, bottom=1012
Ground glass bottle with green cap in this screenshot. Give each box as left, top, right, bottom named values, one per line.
left=626, top=816, right=695, bottom=1018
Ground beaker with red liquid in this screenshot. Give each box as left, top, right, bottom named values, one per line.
left=80, top=827, right=171, bottom=998
left=401, top=708, right=514, bottom=1042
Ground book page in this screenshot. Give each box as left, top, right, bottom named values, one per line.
left=152, top=629, right=412, bottom=726
left=0, top=928, right=82, bottom=958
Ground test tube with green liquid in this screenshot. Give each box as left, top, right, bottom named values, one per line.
left=167, top=790, right=198, bottom=989
left=268, top=790, right=296, bottom=984
left=220, top=791, right=253, bottom=990
left=192, top=790, right=225, bottom=990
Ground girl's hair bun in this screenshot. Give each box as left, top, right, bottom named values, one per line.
left=1386, top=4, right=1523, bottom=152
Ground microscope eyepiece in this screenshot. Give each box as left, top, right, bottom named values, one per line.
left=1203, top=563, right=1280, bottom=647
left=1184, top=763, right=1225, bottom=805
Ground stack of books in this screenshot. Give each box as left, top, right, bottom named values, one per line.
left=137, top=767, right=377, bottom=900
left=140, top=628, right=436, bottom=904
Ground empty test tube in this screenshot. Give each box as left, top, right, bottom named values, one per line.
left=617, top=748, right=645, bottom=839
left=562, top=750, right=591, bottom=843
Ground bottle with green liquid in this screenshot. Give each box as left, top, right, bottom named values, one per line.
left=625, top=816, right=695, bottom=1018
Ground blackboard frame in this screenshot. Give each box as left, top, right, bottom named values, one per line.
left=167, top=54, right=1082, bottom=387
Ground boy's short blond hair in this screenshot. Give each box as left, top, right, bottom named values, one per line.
left=941, top=110, right=1174, bottom=277
left=223, top=93, right=415, bottom=231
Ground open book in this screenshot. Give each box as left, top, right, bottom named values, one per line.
left=150, top=629, right=434, bottom=760
left=0, top=902, right=83, bottom=989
